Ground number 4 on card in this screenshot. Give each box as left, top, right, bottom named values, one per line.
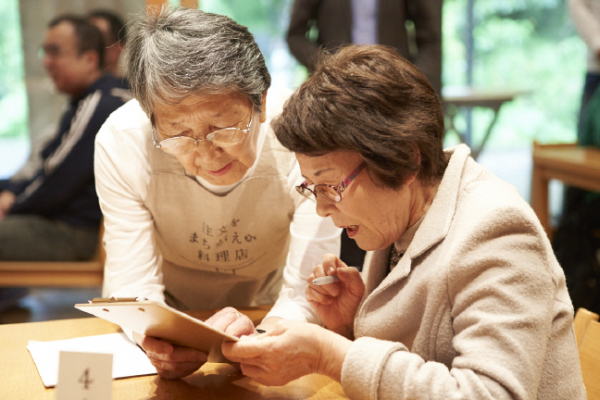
left=78, top=368, right=93, bottom=389
left=55, top=351, right=112, bottom=400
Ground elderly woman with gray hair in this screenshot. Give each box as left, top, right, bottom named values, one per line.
left=94, top=7, right=339, bottom=379
left=223, top=45, right=587, bottom=399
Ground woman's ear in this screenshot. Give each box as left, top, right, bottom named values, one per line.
left=259, top=91, right=268, bottom=123
left=408, top=143, right=421, bottom=168
left=413, top=144, right=422, bottom=167
left=404, top=144, right=422, bottom=185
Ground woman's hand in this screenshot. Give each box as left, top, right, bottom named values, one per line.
left=133, top=307, right=254, bottom=379
left=306, top=253, right=365, bottom=338
left=0, top=190, right=15, bottom=221
left=204, top=306, right=256, bottom=337
left=133, top=332, right=207, bottom=380
left=222, top=320, right=351, bottom=386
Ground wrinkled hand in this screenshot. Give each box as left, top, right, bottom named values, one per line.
left=0, top=190, right=15, bottom=221
left=306, top=253, right=365, bottom=338
left=133, top=307, right=254, bottom=380
left=204, top=306, right=256, bottom=338
left=134, top=332, right=207, bottom=380
left=222, top=320, right=351, bottom=386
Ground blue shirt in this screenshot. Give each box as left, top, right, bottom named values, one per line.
left=8, top=74, right=129, bottom=228
left=351, top=0, right=379, bottom=45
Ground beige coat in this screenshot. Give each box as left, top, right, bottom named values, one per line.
left=341, top=144, right=586, bottom=400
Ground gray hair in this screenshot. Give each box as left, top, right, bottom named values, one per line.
left=124, top=7, right=271, bottom=116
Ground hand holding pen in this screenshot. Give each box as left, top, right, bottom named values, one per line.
left=305, top=253, right=365, bottom=338
left=312, top=275, right=340, bottom=285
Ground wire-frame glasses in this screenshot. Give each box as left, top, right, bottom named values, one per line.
left=296, top=163, right=365, bottom=203
left=152, top=108, right=254, bottom=155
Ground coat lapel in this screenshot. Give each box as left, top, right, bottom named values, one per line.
left=360, top=144, right=472, bottom=301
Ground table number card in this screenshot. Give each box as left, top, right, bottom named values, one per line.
left=55, top=351, right=113, bottom=400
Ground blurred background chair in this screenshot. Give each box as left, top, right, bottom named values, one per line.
left=0, top=221, right=104, bottom=287
left=574, top=308, right=600, bottom=400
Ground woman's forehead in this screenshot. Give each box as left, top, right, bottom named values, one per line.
left=296, top=151, right=361, bottom=178
left=153, top=92, right=249, bottom=122
left=155, top=92, right=247, bottom=110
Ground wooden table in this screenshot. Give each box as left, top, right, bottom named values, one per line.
left=0, top=307, right=348, bottom=399
left=531, top=143, right=600, bottom=238
left=443, top=86, right=528, bottom=160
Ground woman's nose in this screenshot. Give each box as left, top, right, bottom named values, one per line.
left=315, top=199, right=337, bottom=218
left=195, top=139, right=222, bottom=160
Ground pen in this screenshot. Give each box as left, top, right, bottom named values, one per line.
left=312, top=275, right=340, bottom=285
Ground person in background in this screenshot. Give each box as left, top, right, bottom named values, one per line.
left=223, top=45, right=586, bottom=400
left=286, top=0, right=442, bottom=268
left=569, top=0, right=600, bottom=134
left=88, top=9, right=128, bottom=81
left=0, top=15, right=129, bottom=310
left=6, top=10, right=131, bottom=200
left=552, top=0, right=600, bottom=314
left=94, top=7, right=340, bottom=380
left=286, top=0, right=442, bottom=94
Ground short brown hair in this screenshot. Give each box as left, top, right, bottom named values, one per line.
left=272, top=45, right=447, bottom=189
left=49, top=15, right=105, bottom=69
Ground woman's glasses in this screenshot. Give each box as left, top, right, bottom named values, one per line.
left=152, top=108, right=254, bottom=155
left=296, top=163, right=365, bottom=204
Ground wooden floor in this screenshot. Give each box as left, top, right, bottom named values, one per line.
left=0, top=287, right=101, bottom=324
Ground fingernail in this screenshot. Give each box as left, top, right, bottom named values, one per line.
left=328, top=268, right=335, bottom=274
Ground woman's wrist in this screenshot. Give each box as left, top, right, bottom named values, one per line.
left=326, top=322, right=354, bottom=340
left=316, top=330, right=352, bottom=382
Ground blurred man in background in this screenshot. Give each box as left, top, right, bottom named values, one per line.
left=569, top=0, right=600, bottom=132
left=0, top=15, right=128, bottom=310
left=286, top=0, right=442, bottom=94
left=552, top=0, right=600, bottom=314
left=9, top=9, right=130, bottom=183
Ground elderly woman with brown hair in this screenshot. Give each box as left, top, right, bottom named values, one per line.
left=223, top=45, right=587, bottom=399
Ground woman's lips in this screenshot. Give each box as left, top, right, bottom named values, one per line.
left=206, top=162, right=233, bottom=176
left=345, top=225, right=359, bottom=238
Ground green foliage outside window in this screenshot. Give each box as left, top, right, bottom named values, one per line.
left=206, top=0, right=585, bottom=150
left=443, top=0, right=586, bottom=149
left=0, top=0, right=28, bottom=139
left=0, top=0, right=586, bottom=150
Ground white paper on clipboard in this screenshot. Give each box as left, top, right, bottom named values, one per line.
left=75, top=299, right=238, bottom=363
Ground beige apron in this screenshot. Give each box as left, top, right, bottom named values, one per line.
left=144, top=122, right=295, bottom=311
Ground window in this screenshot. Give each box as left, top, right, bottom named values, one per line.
left=443, top=0, right=585, bottom=149
left=0, top=0, right=29, bottom=178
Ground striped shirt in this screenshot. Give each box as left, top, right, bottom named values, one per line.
left=8, top=74, right=130, bottom=228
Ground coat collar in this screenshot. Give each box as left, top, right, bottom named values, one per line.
left=361, top=144, right=473, bottom=297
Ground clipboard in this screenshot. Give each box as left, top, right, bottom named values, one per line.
left=75, top=298, right=238, bottom=363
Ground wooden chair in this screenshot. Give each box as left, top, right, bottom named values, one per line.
left=531, top=142, right=600, bottom=239
left=574, top=308, right=600, bottom=400
left=0, top=221, right=105, bottom=287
